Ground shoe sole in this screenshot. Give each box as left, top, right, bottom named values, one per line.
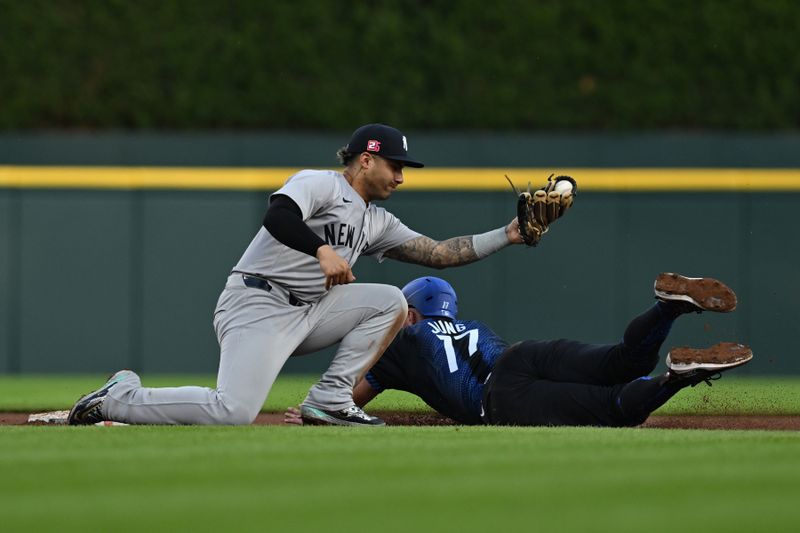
left=667, top=342, right=753, bottom=372
left=654, top=273, right=737, bottom=312
left=300, top=406, right=386, bottom=427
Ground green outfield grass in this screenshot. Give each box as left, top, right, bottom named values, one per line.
left=1, top=374, right=800, bottom=415
left=1, top=375, right=799, bottom=532
left=1, top=424, right=799, bottom=532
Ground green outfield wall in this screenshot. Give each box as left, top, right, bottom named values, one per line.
left=1, top=133, right=799, bottom=375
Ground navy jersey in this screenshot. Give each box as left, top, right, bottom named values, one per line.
left=366, top=318, right=509, bottom=424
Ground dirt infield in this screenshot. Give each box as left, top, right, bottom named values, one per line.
left=3, top=411, right=800, bottom=430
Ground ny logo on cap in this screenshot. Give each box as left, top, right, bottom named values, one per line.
left=367, top=140, right=381, bottom=152
left=402, top=136, right=408, bottom=151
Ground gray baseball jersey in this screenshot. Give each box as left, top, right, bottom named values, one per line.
left=235, top=169, right=420, bottom=301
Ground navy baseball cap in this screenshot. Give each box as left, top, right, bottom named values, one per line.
left=345, top=123, right=425, bottom=168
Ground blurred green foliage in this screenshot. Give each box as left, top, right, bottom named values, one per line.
left=1, top=0, right=798, bottom=130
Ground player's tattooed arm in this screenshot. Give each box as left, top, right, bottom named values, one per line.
left=384, top=235, right=480, bottom=268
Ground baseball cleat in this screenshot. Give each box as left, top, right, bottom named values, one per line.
left=67, top=370, right=139, bottom=425
left=666, top=342, right=753, bottom=387
left=654, top=273, right=737, bottom=312
left=299, top=404, right=386, bottom=427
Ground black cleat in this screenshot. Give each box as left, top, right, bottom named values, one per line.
left=300, top=404, right=386, bottom=427
left=67, top=370, right=139, bottom=425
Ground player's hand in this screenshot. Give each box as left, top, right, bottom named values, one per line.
left=316, top=245, right=356, bottom=289
left=505, top=217, right=524, bottom=245
left=284, top=406, right=304, bottom=425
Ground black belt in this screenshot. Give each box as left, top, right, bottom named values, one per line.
left=232, top=271, right=307, bottom=307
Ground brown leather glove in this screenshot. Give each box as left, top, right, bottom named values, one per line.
left=506, top=174, right=577, bottom=246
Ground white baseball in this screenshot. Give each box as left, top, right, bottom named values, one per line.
left=554, top=180, right=573, bottom=194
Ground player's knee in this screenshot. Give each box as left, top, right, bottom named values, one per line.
left=395, top=293, right=409, bottom=318
left=618, top=414, right=649, bottom=428
left=224, top=407, right=258, bottom=425
left=612, top=404, right=650, bottom=428
left=384, top=285, right=408, bottom=317
left=217, top=398, right=259, bottom=425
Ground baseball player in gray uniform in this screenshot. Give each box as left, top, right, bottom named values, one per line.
left=68, top=123, right=526, bottom=426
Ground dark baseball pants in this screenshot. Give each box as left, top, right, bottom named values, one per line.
left=483, top=302, right=684, bottom=427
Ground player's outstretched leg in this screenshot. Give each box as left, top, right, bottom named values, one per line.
left=614, top=343, right=753, bottom=425
left=654, top=272, right=737, bottom=312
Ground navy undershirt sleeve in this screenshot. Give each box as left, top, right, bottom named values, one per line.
left=263, top=194, right=326, bottom=257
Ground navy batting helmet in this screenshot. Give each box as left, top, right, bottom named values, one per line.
left=401, top=277, right=458, bottom=320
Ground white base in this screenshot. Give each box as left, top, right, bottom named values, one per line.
left=27, top=410, right=128, bottom=426
left=27, top=410, right=69, bottom=424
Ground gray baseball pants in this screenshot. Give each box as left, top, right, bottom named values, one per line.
left=103, top=273, right=407, bottom=424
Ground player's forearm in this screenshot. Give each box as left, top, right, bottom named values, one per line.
left=385, top=229, right=510, bottom=268
left=353, top=379, right=379, bottom=407
left=384, top=235, right=476, bottom=268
